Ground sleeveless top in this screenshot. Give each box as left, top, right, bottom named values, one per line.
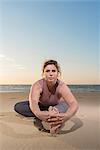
left=38, top=78, right=65, bottom=106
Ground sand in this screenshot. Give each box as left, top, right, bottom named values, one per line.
left=0, top=91, right=100, bottom=150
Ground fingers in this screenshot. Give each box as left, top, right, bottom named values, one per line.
left=49, top=120, right=62, bottom=126
left=48, top=116, right=62, bottom=122
left=48, top=118, right=63, bottom=126
left=49, top=112, right=58, bottom=118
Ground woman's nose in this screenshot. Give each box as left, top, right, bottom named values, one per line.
left=49, top=71, right=53, bottom=75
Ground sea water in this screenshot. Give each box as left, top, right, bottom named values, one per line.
left=0, top=84, right=100, bottom=92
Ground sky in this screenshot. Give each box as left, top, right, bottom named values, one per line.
left=0, top=0, right=99, bottom=85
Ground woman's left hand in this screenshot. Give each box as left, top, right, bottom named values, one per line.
left=47, top=113, right=69, bottom=126
left=57, top=113, right=69, bottom=123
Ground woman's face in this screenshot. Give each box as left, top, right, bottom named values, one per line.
left=43, top=64, right=58, bottom=83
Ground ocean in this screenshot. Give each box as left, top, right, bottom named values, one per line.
left=0, top=84, right=100, bottom=93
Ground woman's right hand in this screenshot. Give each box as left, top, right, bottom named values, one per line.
left=36, top=110, right=50, bottom=121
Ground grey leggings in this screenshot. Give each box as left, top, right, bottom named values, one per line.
left=14, top=101, right=69, bottom=117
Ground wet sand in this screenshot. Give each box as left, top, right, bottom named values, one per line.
left=0, top=91, right=100, bottom=150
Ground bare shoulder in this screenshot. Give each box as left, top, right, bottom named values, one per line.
left=30, top=79, right=43, bottom=93
left=29, top=79, right=43, bottom=102
left=58, top=81, right=71, bottom=94
left=58, top=81, right=77, bottom=104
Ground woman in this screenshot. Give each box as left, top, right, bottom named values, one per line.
left=14, top=59, right=78, bottom=134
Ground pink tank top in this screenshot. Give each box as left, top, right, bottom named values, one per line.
left=38, top=79, right=64, bottom=106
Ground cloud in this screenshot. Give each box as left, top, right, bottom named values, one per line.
left=5, top=57, right=15, bottom=62
left=0, top=53, right=26, bottom=70
left=14, top=64, right=26, bottom=70
left=0, top=54, right=6, bottom=59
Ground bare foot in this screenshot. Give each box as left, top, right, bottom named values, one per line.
left=48, top=106, right=61, bottom=135
left=41, top=106, right=63, bottom=135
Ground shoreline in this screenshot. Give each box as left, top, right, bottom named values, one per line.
left=0, top=90, right=100, bottom=93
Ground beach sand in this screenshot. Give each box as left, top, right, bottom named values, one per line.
left=0, top=91, right=100, bottom=150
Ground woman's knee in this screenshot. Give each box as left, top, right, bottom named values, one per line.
left=14, top=102, right=22, bottom=113
left=14, top=101, right=35, bottom=117
left=14, top=101, right=28, bottom=113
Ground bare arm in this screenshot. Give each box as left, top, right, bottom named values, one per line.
left=59, top=84, right=79, bottom=121
left=46, top=84, right=79, bottom=132
left=29, top=83, right=41, bottom=114
left=29, top=82, right=50, bottom=121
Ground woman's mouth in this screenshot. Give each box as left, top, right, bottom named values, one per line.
left=48, top=77, right=53, bottom=80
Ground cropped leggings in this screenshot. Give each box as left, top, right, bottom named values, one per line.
left=14, top=100, right=69, bottom=117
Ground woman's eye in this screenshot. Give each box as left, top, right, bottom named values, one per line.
left=46, top=70, right=50, bottom=72
left=45, top=69, right=56, bottom=72
left=52, top=70, right=56, bottom=72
